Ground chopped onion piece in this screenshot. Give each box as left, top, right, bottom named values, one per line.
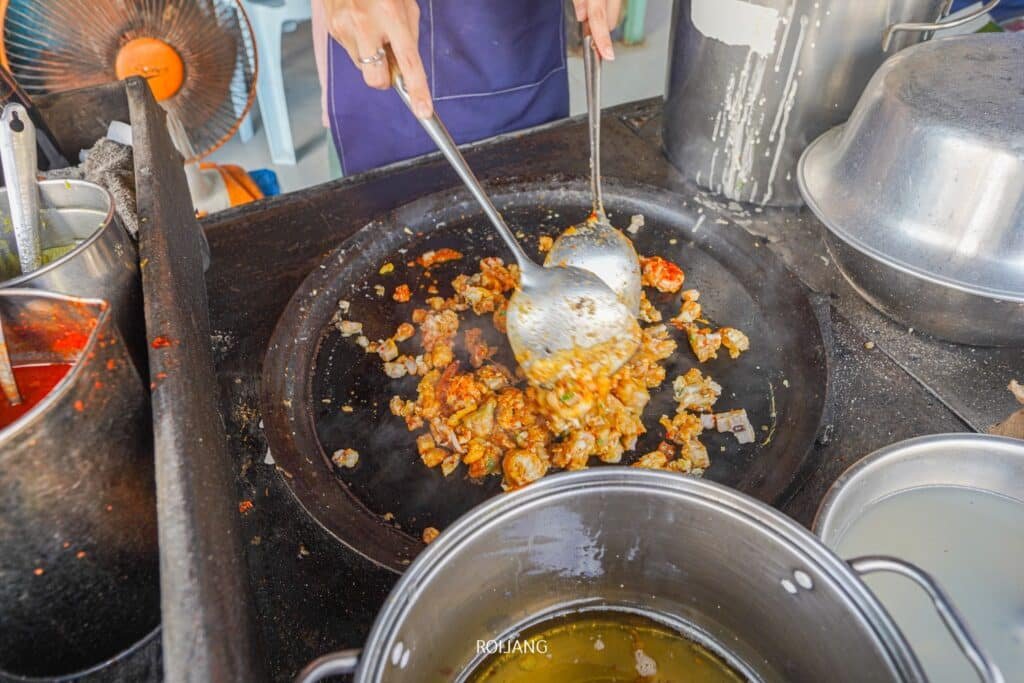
left=713, top=409, right=756, bottom=444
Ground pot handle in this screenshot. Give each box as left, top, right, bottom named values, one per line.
left=294, top=649, right=361, bottom=683
left=848, top=556, right=1003, bottom=683
left=883, top=0, right=1000, bottom=51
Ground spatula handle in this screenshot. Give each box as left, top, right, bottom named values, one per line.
left=0, top=316, right=21, bottom=406
left=0, top=103, right=42, bottom=274
left=389, top=49, right=537, bottom=277
left=584, top=35, right=605, bottom=219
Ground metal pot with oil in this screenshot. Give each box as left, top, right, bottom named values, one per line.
left=296, top=469, right=1000, bottom=682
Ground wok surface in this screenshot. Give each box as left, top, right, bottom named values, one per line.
left=262, top=179, right=828, bottom=572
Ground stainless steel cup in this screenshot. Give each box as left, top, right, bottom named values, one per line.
left=662, top=0, right=998, bottom=207
left=0, top=179, right=144, bottom=371
left=0, top=290, right=158, bottom=679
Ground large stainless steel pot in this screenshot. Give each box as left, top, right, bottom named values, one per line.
left=798, top=34, right=1024, bottom=346
left=0, top=290, right=159, bottom=679
left=0, top=179, right=145, bottom=371
left=296, top=469, right=1000, bottom=682
left=663, top=0, right=998, bottom=207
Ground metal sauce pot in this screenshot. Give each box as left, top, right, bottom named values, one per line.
left=0, top=290, right=159, bottom=679
left=296, top=470, right=1000, bottom=682
left=663, top=0, right=999, bottom=207
left=0, top=179, right=145, bottom=373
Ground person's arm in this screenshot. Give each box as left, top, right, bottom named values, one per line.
left=323, top=0, right=622, bottom=120
left=573, top=0, right=623, bottom=60
left=322, top=0, right=433, bottom=117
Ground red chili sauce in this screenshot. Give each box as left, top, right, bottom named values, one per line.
left=0, top=363, right=75, bottom=430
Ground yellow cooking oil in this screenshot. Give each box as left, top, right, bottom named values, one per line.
left=466, top=610, right=746, bottom=682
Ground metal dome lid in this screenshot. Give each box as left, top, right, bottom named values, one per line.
left=799, top=33, right=1024, bottom=302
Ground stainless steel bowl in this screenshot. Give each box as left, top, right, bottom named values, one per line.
left=296, top=469, right=1000, bottom=682
left=814, top=434, right=1024, bottom=683
left=815, top=434, right=1024, bottom=543
left=798, top=34, right=1024, bottom=346
left=0, top=179, right=144, bottom=370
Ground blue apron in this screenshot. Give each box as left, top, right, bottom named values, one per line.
left=327, top=0, right=569, bottom=175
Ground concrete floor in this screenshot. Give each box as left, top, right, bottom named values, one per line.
left=209, top=0, right=673, bottom=196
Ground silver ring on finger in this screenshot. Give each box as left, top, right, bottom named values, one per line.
left=357, top=47, right=386, bottom=67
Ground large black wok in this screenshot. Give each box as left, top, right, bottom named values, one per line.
left=262, top=178, right=829, bottom=572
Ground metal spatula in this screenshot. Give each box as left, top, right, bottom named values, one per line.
left=546, top=36, right=641, bottom=315
left=390, top=56, right=640, bottom=382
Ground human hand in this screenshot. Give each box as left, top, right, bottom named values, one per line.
left=323, top=0, right=432, bottom=117
left=572, top=0, right=623, bottom=60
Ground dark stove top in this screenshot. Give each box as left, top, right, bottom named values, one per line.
left=199, top=99, right=1021, bottom=682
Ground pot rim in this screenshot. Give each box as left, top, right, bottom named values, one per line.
left=0, top=626, right=161, bottom=682
left=0, top=289, right=112, bottom=448
left=812, top=432, right=1024, bottom=541
left=357, top=468, right=923, bottom=681
left=798, top=127, right=1024, bottom=304
left=0, top=179, right=118, bottom=289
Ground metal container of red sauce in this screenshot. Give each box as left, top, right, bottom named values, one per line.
left=0, top=179, right=145, bottom=373
left=0, top=289, right=158, bottom=679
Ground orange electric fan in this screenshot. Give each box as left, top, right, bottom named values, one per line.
left=0, top=0, right=257, bottom=162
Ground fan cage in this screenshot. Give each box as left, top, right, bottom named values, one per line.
left=0, top=0, right=257, bottom=161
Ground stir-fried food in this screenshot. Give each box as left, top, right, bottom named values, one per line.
left=416, top=248, right=464, bottom=269
left=640, top=256, right=685, bottom=293
left=334, top=230, right=751, bottom=491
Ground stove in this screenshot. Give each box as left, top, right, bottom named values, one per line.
left=191, top=99, right=1020, bottom=682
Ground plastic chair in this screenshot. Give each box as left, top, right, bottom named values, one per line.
left=241, top=0, right=312, bottom=165
left=623, top=0, right=648, bottom=45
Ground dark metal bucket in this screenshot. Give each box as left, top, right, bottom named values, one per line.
left=661, top=0, right=994, bottom=207
left=0, top=290, right=159, bottom=679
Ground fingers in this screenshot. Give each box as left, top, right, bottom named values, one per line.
left=324, top=0, right=432, bottom=117
left=387, top=11, right=432, bottom=117
left=355, top=35, right=390, bottom=89
left=586, top=0, right=617, bottom=61
left=572, top=0, right=588, bottom=22
left=326, top=2, right=386, bottom=89
left=405, top=0, right=421, bottom=43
